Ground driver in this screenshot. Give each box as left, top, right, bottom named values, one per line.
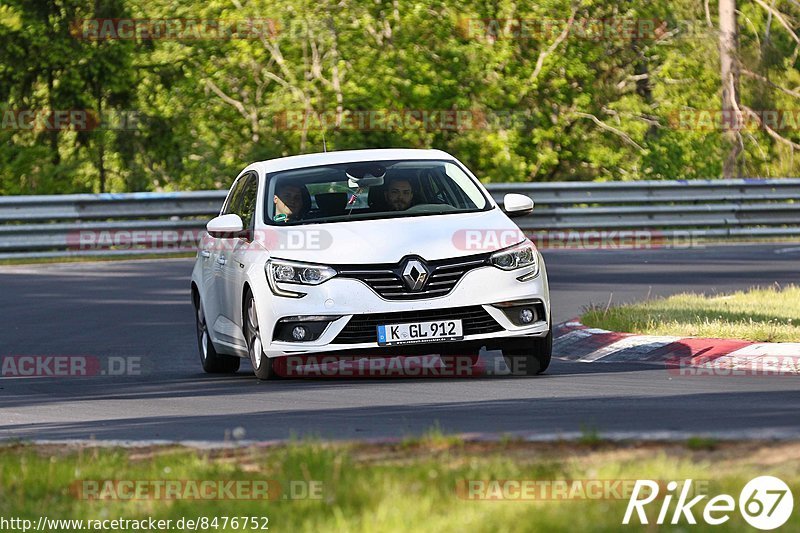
left=273, top=182, right=306, bottom=222
left=383, top=178, right=415, bottom=211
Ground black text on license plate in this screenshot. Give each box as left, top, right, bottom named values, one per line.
left=377, top=320, right=463, bottom=346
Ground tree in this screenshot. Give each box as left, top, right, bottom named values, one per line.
left=719, top=0, right=741, bottom=177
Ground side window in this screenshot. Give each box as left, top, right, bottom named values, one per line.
left=222, top=176, right=246, bottom=215
left=444, top=163, right=482, bottom=208
left=236, top=173, right=259, bottom=230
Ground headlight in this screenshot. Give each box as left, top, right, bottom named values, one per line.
left=266, top=259, right=336, bottom=297
left=490, top=239, right=538, bottom=274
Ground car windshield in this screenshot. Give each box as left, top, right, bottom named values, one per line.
left=265, top=159, right=491, bottom=225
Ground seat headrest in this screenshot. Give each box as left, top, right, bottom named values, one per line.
left=315, top=192, right=348, bottom=215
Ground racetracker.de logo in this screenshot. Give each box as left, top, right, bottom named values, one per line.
left=666, top=355, right=800, bottom=377
left=68, top=228, right=333, bottom=252
left=274, top=109, right=487, bottom=132
left=458, top=18, right=667, bottom=41
left=1, top=355, right=142, bottom=377
left=71, top=479, right=323, bottom=500
left=457, top=479, right=711, bottom=500
left=669, top=109, right=800, bottom=132
left=272, top=354, right=482, bottom=378
left=271, top=354, right=555, bottom=378
left=70, top=18, right=280, bottom=40
left=452, top=229, right=703, bottom=251
left=1, top=109, right=141, bottom=131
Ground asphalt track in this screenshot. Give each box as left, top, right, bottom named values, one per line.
left=1, top=244, right=799, bottom=443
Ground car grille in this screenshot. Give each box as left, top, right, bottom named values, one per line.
left=334, top=252, right=491, bottom=300
left=331, top=306, right=504, bottom=344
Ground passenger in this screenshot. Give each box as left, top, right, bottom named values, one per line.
left=383, top=178, right=415, bottom=211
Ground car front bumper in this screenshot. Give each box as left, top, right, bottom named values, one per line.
left=256, top=256, right=551, bottom=358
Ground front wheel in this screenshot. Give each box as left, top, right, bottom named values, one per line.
left=244, top=290, right=276, bottom=380
left=195, top=299, right=240, bottom=374
left=498, top=324, right=552, bottom=376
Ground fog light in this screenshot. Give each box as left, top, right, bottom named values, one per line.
left=519, top=308, right=535, bottom=324
left=292, top=326, right=307, bottom=340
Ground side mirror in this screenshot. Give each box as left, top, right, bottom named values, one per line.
left=502, top=193, right=534, bottom=218
left=206, top=214, right=244, bottom=237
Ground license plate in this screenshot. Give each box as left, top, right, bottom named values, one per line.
left=377, top=319, right=463, bottom=346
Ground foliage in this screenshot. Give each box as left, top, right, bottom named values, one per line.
left=1, top=0, right=799, bottom=194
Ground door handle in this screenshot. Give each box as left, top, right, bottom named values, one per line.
left=216, top=256, right=227, bottom=265
left=200, top=250, right=211, bottom=258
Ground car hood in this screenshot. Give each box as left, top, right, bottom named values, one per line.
left=264, top=208, right=527, bottom=265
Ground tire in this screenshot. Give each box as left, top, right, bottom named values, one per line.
left=499, top=323, right=552, bottom=376
left=438, top=342, right=482, bottom=376
left=244, top=290, right=276, bottom=380
left=195, top=297, right=240, bottom=374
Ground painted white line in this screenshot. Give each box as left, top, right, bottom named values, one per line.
left=727, top=343, right=800, bottom=357
left=554, top=329, right=600, bottom=360
left=775, top=247, right=800, bottom=254
left=584, top=327, right=613, bottom=334
left=721, top=343, right=800, bottom=375
left=602, top=336, right=683, bottom=362
left=556, top=321, right=797, bottom=373
left=578, top=335, right=675, bottom=363
left=554, top=329, right=596, bottom=345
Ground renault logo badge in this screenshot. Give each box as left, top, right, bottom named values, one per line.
left=401, top=259, right=429, bottom=291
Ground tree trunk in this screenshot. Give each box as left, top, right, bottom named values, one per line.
left=47, top=70, right=60, bottom=167
left=96, top=85, right=106, bottom=193
left=719, top=0, right=741, bottom=178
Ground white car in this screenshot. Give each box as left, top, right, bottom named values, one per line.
left=191, top=148, right=551, bottom=380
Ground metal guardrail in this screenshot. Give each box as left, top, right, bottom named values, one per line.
left=0, top=178, right=799, bottom=259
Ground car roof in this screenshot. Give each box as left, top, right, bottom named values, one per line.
left=252, top=148, right=455, bottom=175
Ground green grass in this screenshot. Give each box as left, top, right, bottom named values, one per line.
left=577, top=426, right=604, bottom=447
left=399, top=424, right=465, bottom=450
left=582, top=285, right=800, bottom=342
left=686, top=436, right=719, bottom=451
left=2, top=439, right=800, bottom=532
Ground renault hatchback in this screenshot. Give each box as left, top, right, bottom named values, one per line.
left=191, top=149, right=551, bottom=380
